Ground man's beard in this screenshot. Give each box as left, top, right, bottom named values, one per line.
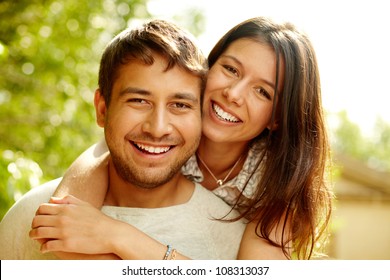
left=110, top=151, right=186, bottom=189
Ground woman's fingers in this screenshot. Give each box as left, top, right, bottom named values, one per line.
left=35, top=203, right=61, bottom=215
left=31, top=204, right=73, bottom=240
left=50, top=195, right=92, bottom=206
left=31, top=213, right=58, bottom=229
left=40, top=239, right=68, bottom=253
left=29, top=223, right=60, bottom=240
left=29, top=197, right=112, bottom=255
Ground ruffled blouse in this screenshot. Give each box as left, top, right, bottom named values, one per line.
left=181, top=140, right=265, bottom=206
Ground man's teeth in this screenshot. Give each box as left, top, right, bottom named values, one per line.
left=135, top=143, right=170, bottom=154
left=213, top=103, right=239, bottom=122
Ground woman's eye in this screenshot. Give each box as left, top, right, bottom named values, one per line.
left=256, top=88, right=272, bottom=100
left=223, top=65, right=239, bottom=76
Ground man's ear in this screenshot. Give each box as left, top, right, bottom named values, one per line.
left=94, top=89, right=106, bottom=128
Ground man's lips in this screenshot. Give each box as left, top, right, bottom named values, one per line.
left=132, top=142, right=173, bottom=155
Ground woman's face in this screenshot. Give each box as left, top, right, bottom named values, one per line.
left=202, top=38, right=284, bottom=144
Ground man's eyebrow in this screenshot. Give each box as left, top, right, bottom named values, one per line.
left=173, top=92, right=199, bottom=103
left=119, top=87, right=199, bottom=102
left=119, top=87, right=150, bottom=96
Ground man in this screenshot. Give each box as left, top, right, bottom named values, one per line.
left=0, top=19, right=245, bottom=260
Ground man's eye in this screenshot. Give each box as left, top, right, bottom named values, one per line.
left=127, top=98, right=146, bottom=104
left=173, top=102, right=191, bottom=109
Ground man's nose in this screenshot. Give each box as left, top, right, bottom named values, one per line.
left=141, top=107, right=173, bottom=138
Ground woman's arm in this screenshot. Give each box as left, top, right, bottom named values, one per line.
left=29, top=195, right=190, bottom=260
left=30, top=194, right=290, bottom=260
left=54, top=138, right=109, bottom=208
left=30, top=195, right=289, bottom=260
left=237, top=220, right=290, bottom=260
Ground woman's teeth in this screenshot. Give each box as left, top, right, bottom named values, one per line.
left=212, top=103, right=240, bottom=122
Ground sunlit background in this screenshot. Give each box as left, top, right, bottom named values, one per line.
left=149, top=0, right=390, bottom=136
left=1, top=0, right=389, bottom=259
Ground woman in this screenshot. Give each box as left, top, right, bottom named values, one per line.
left=30, top=16, right=333, bottom=260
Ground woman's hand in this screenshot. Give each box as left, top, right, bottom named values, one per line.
left=29, top=195, right=120, bottom=257
left=30, top=195, right=191, bottom=260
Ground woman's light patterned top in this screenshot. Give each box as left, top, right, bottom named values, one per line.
left=181, top=140, right=265, bottom=206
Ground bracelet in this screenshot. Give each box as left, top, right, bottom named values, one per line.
left=163, top=245, right=172, bottom=260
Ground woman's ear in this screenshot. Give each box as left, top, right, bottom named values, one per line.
left=267, top=119, right=278, bottom=131
left=94, top=89, right=106, bottom=128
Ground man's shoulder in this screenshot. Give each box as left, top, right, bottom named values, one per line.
left=193, top=183, right=226, bottom=203
left=2, top=178, right=60, bottom=218
left=19, top=178, right=60, bottom=201
left=191, top=183, right=245, bottom=259
left=0, top=178, right=60, bottom=260
left=192, top=183, right=240, bottom=215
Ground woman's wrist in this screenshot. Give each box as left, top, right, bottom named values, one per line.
left=109, top=221, right=168, bottom=259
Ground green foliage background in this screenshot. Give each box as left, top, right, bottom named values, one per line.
left=331, top=111, right=390, bottom=172
left=0, top=0, right=205, bottom=220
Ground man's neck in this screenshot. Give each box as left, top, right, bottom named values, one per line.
left=103, top=162, right=194, bottom=208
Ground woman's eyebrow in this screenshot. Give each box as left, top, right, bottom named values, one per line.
left=221, top=55, right=276, bottom=89
left=221, top=54, right=244, bottom=67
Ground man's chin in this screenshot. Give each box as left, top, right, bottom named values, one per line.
left=121, top=170, right=178, bottom=190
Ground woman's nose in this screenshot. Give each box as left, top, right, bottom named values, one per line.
left=222, top=81, right=244, bottom=106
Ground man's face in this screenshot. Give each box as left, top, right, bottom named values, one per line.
left=95, top=53, right=202, bottom=189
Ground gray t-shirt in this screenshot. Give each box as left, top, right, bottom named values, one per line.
left=0, top=178, right=245, bottom=260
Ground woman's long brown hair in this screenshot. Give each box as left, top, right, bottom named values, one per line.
left=209, top=17, right=333, bottom=259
